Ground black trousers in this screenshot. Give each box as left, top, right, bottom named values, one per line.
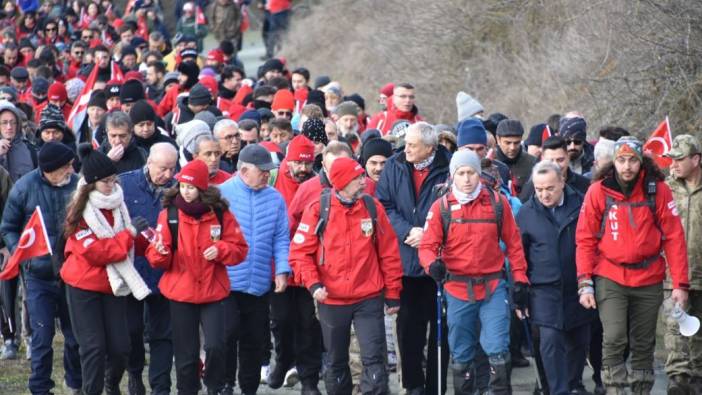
left=225, top=291, right=270, bottom=394
left=66, top=285, right=130, bottom=395
left=319, top=296, right=388, bottom=395
left=397, top=276, right=449, bottom=394
left=170, top=298, right=228, bottom=395
left=126, top=293, right=173, bottom=394
left=0, top=277, right=18, bottom=341
left=270, top=286, right=322, bottom=384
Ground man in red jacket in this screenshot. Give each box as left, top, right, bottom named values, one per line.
left=576, top=136, right=689, bottom=394
left=268, top=134, right=321, bottom=393
left=290, top=157, right=403, bottom=395
left=367, top=83, right=423, bottom=135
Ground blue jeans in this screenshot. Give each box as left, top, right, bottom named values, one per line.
left=445, top=280, right=511, bottom=363
left=26, top=276, right=81, bottom=394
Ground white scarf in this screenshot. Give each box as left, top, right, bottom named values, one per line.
left=452, top=183, right=482, bottom=205
left=81, top=179, right=151, bottom=300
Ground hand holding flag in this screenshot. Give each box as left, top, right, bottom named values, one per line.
left=643, top=117, right=672, bottom=169
left=0, top=207, right=52, bottom=280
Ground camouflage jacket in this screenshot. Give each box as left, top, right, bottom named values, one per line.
left=665, top=175, right=702, bottom=290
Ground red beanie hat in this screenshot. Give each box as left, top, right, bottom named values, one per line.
left=329, top=157, right=365, bottom=190
left=379, top=83, right=394, bottom=97
left=175, top=159, right=209, bottom=191
left=271, top=89, right=294, bottom=112
left=125, top=70, right=144, bottom=82
left=199, top=75, right=219, bottom=98
left=259, top=141, right=282, bottom=154
left=207, top=49, right=224, bottom=64
left=48, top=82, right=67, bottom=102
left=286, top=135, right=315, bottom=163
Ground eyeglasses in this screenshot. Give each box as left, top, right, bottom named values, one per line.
left=566, top=139, right=584, bottom=146
left=222, top=133, right=240, bottom=141
left=45, top=27, right=57, bottom=32
left=0, top=120, right=17, bottom=127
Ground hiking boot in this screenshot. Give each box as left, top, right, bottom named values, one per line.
left=0, top=339, right=18, bottom=360
left=284, top=367, right=299, bottom=387
left=267, top=363, right=287, bottom=389
left=452, top=362, right=476, bottom=395
left=128, top=372, right=146, bottom=395
left=511, top=354, right=530, bottom=368
left=222, top=384, right=235, bottom=395
left=301, top=381, right=321, bottom=395
left=667, top=375, right=691, bottom=395
left=260, top=364, right=270, bottom=384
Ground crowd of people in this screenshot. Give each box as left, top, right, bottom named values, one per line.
left=0, top=1, right=699, bottom=395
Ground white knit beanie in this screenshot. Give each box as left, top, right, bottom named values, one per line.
left=456, top=91, right=484, bottom=122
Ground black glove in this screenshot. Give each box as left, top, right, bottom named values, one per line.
left=512, top=282, right=529, bottom=311
left=428, top=260, right=447, bottom=283
left=131, top=216, right=150, bottom=234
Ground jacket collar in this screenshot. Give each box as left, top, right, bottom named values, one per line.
left=234, top=173, right=268, bottom=193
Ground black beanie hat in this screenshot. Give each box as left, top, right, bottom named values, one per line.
left=177, top=61, right=200, bottom=89
left=119, top=79, right=145, bottom=104
left=38, top=142, right=75, bottom=173
left=38, top=104, right=67, bottom=133
left=306, top=90, right=328, bottom=116
left=361, top=138, right=393, bottom=164
left=525, top=123, right=546, bottom=147
left=129, top=100, right=156, bottom=125
left=88, top=90, right=108, bottom=110
left=302, top=118, right=328, bottom=145
left=188, top=83, right=212, bottom=106
left=78, top=143, right=117, bottom=183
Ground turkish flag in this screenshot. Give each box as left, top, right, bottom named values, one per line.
left=643, top=117, right=672, bottom=169
left=0, top=207, right=53, bottom=280
left=196, top=6, right=207, bottom=26
left=541, top=124, right=553, bottom=144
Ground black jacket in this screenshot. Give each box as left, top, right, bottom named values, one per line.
left=516, top=186, right=594, bottom=330
left=518, top=168, right=591, bottom=203
left=99, top=137, right=148, bottom=174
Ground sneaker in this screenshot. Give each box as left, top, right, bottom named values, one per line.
left=284, top=367, right=299, bottom=387
left=260, top=365, right=270, bottom=384
left=0, top=339, right=18, bottom=360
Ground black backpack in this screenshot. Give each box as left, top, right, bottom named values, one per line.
left=313, top=188, right=378, bottom=265
left=167, top=205, right=225, bottom=251
left=596, top=179, right=659, bottom=240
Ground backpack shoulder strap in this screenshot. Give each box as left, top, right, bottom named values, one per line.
left=439, top=195, right=451, bottom=247
left=361, top=193, right=378, bottom=243
left=314, top=188, right=332, bottom=238
left=214, top=207, right=224, bottom=226
left=487, top=190, right=504, bottom=240
left=168, top=205, right=179, bottom=251
left=597, top=195, right=616, bottom=239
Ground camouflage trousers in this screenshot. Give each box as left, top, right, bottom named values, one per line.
left=664, top=289, right=702, bottom=379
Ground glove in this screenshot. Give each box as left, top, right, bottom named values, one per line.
left=512, top=282, right=529, bottom=311
left=131, top=216, right=150, bottom=234
left=428, top=260, right=447, bottom=283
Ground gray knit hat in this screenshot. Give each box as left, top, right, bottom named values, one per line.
left=450, top=150, right=481, bottom=178
left=456, top=91, right=484, bottom=122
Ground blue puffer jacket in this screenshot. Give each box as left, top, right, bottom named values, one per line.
left=218, top=175, right=290, bottom=296
left=1, top=169, right=78, bottom=280
left=515, top=186, right=594, bottom=330
left=120, top=168, right=175, bottom=292
left=375, top=146, right=450, bottom=277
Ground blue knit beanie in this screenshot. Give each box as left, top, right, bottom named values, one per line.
left=456, top=118, right=487, bottom=147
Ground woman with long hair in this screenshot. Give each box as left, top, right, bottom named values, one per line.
left=61, top=143, right=152, bottom=395
left=146, top=159, right=248, bottom=395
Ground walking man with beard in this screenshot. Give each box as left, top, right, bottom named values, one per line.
left=268, top=135, right=323, bottom=394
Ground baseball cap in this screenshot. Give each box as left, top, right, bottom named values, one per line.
left=665, top=134, right=702, bottom=160
left=239, top=144, right=276, bottom=171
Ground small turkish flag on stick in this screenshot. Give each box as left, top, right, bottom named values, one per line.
left=0, top=207, right=53, bottom=280
left=643, top=117, right=673, bottom=169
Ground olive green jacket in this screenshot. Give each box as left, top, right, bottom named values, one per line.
left=666, top=175, right=702, bottom=290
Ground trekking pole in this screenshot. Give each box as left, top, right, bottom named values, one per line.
left=521, top=318, right=543, bottom=395
left=436, top=281, right=444, bottom=395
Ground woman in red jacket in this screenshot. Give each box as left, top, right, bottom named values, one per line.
left=146, top=159, right=248, bottom=395
left=62, top=144, right=152, bottom=395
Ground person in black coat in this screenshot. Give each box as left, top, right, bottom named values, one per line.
left=129, top=100, right=177, bottom=152
left=516, top=160, right=595, bottom=395
left=519, top=136, right=591, bottom=203
left=99, top=111, right=147, bottom=174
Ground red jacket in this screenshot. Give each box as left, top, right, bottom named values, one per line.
left=575, top=174, right=689, bottom=289
left=157, top=85, right=185, bottom=118
left=418, top=189, right=529, bottom=301
left=209, top=170, right=232, bottom=185
left=289, top=192, right=403, bottom=305
left=367, top=107, right=424, bottom=135
left=61, top=210, right=137, bottom=294
left=146, top=208, right=249, bottom=304
left=288, top=173, right=376, bottom=234
left=274, top=160, right=303, bottom=209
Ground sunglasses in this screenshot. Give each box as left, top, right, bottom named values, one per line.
left=45, top=27, right=57, bottom=32
left=566, top=139, right=584, bottom=146
left=275, top=111, right=292, bottom=118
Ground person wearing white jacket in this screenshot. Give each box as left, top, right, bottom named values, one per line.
left=61, top=143, right=151, bottom=395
